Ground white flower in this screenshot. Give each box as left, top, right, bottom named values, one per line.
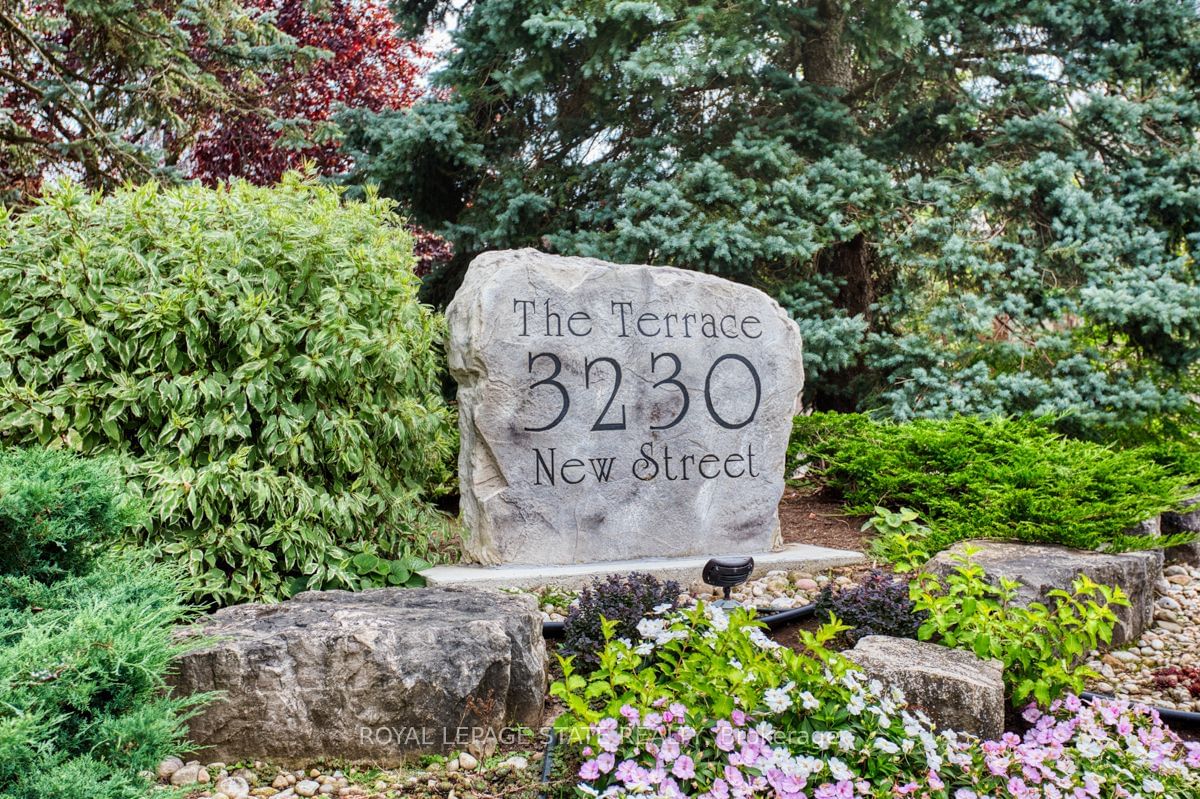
left=652, top=603, right=674, bottom=615
left=846, top=694, right=865, bottom=716
left=812, top=731, right=835, bottom=750
left=748, top=627, right=780, bottom=650
left=828, top=758, right=852, bottom=781
left=799, top=691, right=820, bottom=711
left=868, top=679, right=884, bottom=696
left=577, top=785, right=599, bottom=797
left=729, top=658, right=743, bottom=671
left=755, top=721, right=776, bottom=741
left=1143, top=777, right=1164, bottom=794
left=764, top=687, right=793, bottom=714
left=707, top=605, right=730, bottom=631
left=837, top=730, right=855, bottom=752
left=874, top=737, right=900, bottom=755
left=637, top=618, right=666, bottom=638
left=634, top=641, right=654, bottom=656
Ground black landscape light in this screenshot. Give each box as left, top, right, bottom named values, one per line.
left=702, top=556, right=755, bottom=608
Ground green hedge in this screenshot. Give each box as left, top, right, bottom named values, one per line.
left=0, top=176, right=457, bottom=604
left=791, top=413, right=1196, bottom=555
left=0, top=447, right=203, bottom=799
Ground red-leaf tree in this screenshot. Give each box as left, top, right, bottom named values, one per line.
left=187, top=0, right=452, bottom=273
left=188, top=0, right=427, bottom=185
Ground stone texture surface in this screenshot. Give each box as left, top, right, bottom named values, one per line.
left=169, top=587, right=546, bottom=766
left=1162, top=495, right=1200, bottom=565
left=925, top=540, right=1163, bottom=646
left=447, top=249, right=804, bottom=565
left=846, top=635, right=1005, bottom=740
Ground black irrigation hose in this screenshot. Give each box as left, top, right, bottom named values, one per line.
left=1081, top=691, right=1200, bottom=728
left=538, top=729, right=557, bottom=799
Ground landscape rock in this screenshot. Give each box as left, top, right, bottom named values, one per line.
left=1162, top=494, right=1200, bottom=565
left=447, top=249, right=804, bottom=565
left=170, top=764, right=209, bottom=786
left=846, top=636, right=1005, bottom=740
left=216, top=776, right=251, bottom=799
left=925, top=540, right=1163, bottom=646
left=157, top=756, right=184, bottom=781
left=169, top=587, right=546, bottom=765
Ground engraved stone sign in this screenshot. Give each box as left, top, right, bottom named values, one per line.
left=447, top=249, right=804, bottom=565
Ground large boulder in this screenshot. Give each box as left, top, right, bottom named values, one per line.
left=924, top=540, right=1162, bottom=646
left=845, top=636, right=1005, bottom=740
left=446, top=249, right=804, bottom=566
left=169, top=587, right=546, bottom=766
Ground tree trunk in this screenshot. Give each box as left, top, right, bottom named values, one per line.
left=802, top=1, right=876, bottom=412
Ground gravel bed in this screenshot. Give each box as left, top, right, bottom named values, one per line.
left=1085, top=563, right=1200, bottom=711
left=521, top=568, right=860, bottom=622
left=151, top=752, right=538, bottom=799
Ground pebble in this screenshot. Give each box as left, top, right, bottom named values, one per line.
left=171, top=764, right=210, bottom=786
left=295, top=779, right=320, bottom=797
left=157, top=757, right=185, bottom=780
left=1086, top=562, right=1200, bottom=711
left=458, top=752, right=479, bottom=770
left=216, top=776, right=251, bottom=799
left=522, top=567, right=856, bottom=623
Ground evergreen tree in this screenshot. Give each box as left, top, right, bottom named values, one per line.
left=342, top=0, right=1200, bottom=425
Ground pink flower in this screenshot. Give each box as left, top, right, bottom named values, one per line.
left=578, top=760, right=600, bottom=780
left=731, top=709, right=746, bottom=727
left=597, top=753, right=615, bottom=773
left=619, top=705, right=640, bottom=725
left=672, top=755, right=696, bottom=780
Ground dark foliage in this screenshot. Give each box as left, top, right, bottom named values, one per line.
left=560, top=573, right=681, bottom=673
left=1153, top=666, right=1200, bottom=698
left=815, top=569, right=926, bottom=646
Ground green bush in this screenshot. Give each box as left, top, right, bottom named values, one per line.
left=0, top=176, right=457, bottom=604
left=0, top=448, right=136, bottom=583
left=0, top=554, right=205, bottom=799
left=791, top=413, right=1195, bottom=554
left=912, top=550, right=1127, bottom=706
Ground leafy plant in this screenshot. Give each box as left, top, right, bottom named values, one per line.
left=815, top=568, right=926, bottom=645
left=793, top=413, right=1196, bottom=556
left=910, top=550, right=1128, bottom=706
left=861, top=506, right=932, bottom=572
left=0, top=176, right=457, bottom=605
left=0, top=447, right=138, bottom=583
left=552, top=603, right=853, bottom=730
left=560, top=573, right=680, bottom=673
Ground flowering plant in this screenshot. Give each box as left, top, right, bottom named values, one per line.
left=956, top=695, right=1200, bottom=798
left=553, top=603, right=973, bottom=793
left=558, top=603, right=1200, bottom=798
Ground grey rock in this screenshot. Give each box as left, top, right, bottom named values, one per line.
left=1162, top=494, right=1200, bottom=565
left=169, top=587, right=546, bottom=765
left=925, top=540, right=1163, bottom=647
left=157, top=757, right=184, bottom=781
left=1163, top=494, right=1200, bottom=534
left=215, top=776, right=251, bottom=799
left=295, top=780, right=320, bottom=797
left=447, top=249, right=804, bottom=565
left=170, top=764, right=209, bottom=786
left=846, top=636, right=1005, bottom=740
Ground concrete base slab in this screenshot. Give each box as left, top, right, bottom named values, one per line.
left=424, top=543, right=866, bottom=591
